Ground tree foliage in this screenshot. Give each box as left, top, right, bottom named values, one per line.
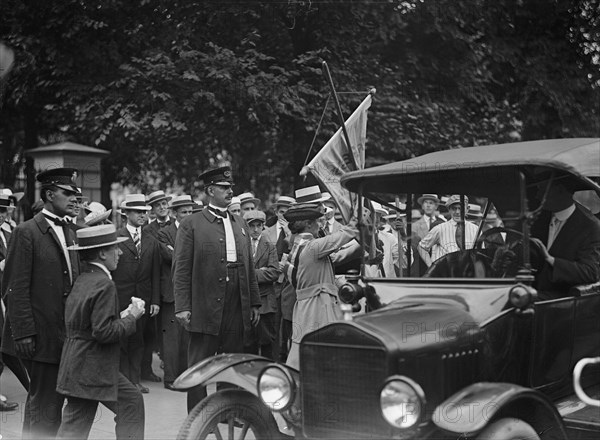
left=1, top=0, right=598, bottom=203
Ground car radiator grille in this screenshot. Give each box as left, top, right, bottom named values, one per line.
left=301, top=341, right=390, bottom=438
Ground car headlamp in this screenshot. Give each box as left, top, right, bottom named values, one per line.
left=380, top=376, right=425, bottom=429
left=257, top=365, right=295, bottom=412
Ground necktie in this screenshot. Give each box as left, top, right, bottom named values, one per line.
left=44, top=214, right=73, bottom=246
left=276, top=227, right=286, bottom=259
left=252, top=239, right=259, bottom=257
left=455, top=223, right=464, bottom=250
left=428, top=216, right=434, bottom=230
left=547, top=217, right=562, bottom=249
left=209, top=207, right=227, bottom=218
left=44, top=214, right=68, bottom=227
left=133, top=229, right=141, bottom=255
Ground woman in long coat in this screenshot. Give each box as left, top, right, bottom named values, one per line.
left=283, top=204, right=358, bottom=368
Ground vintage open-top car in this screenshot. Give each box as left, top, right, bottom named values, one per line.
left=173, top=138, right=600, bottom=440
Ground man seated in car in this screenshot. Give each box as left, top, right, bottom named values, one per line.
left=530, top=180, right=600, bottom=299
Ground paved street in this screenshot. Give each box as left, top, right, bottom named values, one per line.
left=1, top=354, right=188, bottom=439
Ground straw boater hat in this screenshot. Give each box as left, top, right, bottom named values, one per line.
left=147, top=190, right=172, bottom=206
left=467, top=204, right=483, bottom=218
left=228, top=196, right=241, bottom=210
left=84, top=202, right=112, bottom=226
left=273, top=196, right=296, bottom=207
left=238, top=192, right=261, bottom=207
left=294, top=186, right=331, bottom=204
left=417, top=194, right=440, bottom=205
left=243, top=210, right=266, bottom=224
left=199, top=166, right=234, bottom=187
left=67, top=224, right=128, bottom=250
left=370, top=201, right=389, bottom=216
left=120, top=194, right=152, bottom=211
left=169, top=195, right=196, bottom=210
left=36, top=168, right=79, bottom=193
left=445, top=194, right=469, bottom=209
left=0, top=188, right=24, bottom=206
left=192, top=201, right=204, bottom=213
left=0, top=194, right=14, bottom=210
left=283, top=203, right=323, bottom=222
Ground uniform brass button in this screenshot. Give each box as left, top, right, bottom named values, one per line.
left=221, top=258, right=224, bottom=263
left=217, top=298, right=221, bottom=302
left=219, top=238, right=224, bottom=242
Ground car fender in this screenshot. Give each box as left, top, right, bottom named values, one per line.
left=172, top=353, right=298, bottom=395
left=432, top=382, right=568, bottom=439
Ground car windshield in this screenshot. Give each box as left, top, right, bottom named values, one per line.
left=363, top=190, right=532, bottom=280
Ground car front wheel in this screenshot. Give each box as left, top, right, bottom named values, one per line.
left=177, top=389, right=281, bottom=440
left=476, top=417, right=541, bottom=440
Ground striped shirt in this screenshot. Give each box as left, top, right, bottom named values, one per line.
left=419, top=220, right=479, bottom=263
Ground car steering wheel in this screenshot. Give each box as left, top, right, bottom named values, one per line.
left=475, top=227, right=544, bottom=277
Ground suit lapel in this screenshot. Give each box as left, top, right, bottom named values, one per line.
left=549, top=208, right=579, bottom=251
left=0, top=230, right=7, bottom=258
left=118, top=227, right=138, bottom=256
left=254, top=238, right=267, bottom=262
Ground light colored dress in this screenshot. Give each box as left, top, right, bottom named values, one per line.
left=285, top=226, right=358, bottom=368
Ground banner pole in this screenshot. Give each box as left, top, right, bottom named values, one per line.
left=322, top=61, right=356, bottom=169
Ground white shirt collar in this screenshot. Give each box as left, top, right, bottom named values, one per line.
left=42, top=208, right=66, bottom=222
left=208, top=203, right=228, bottom=212
left=553, top=204, right=576, bottom=222
left=126, top=223, right=140, bottom=236
left=89, top=262, right=112, bottom=279
left=175, top=220, right=180, bottom=228
left=327, top=218, right=335, bottom=225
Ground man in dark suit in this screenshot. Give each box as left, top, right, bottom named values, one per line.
left=530, top=181, right=600, bottom=298
left=112, top=194, right=161, bottom=394
left=0, top=195, right=21, bottom=411
left=56, top=224, right=145, bottom=440
left=140, top=190, right=172, bottom=383
left=173, top=166, right=261, bottom=412
left=156, top=195, right=195, bottom=390
left=244, top=210, right=280, bottom=359
left=263, top=195, right=295, bottom=361
left=1, top=168, right=81, bottom=438
left=411, top=194, right=445, bottom=276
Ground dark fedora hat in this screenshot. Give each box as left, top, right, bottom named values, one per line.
left=199, top=166, right=234, bottom=187
left=283, top=203, right=323, bottom=222
left=36, top=167, right=79, bottom=192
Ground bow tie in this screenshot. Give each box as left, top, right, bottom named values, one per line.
left=158, top=220, right=171, bottom=228
left=44, top=214, right=68, bottom=227
left=208, top=207, right=228, bottom=218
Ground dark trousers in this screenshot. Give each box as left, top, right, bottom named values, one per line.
left=161, top=301, right=189, bottom=383
left=187, top=266, right=244, bottom=412
left=245, top=312, right=277, bottom=360
left=120, top=315, right=146, bottom=384
left=57, top=374, right=145, bottom=440
left=141, top=315, right=158, bottom=379
left=279, top=319, right=293, bottom=362
left=21, top=360, right=64, bottom=439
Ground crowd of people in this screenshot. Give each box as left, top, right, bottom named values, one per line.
left=1, top=165, right=599, bottom=439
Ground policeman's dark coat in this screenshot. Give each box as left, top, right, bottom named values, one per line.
left=56, top=265, right=137, bottom=401
left=0, top=228, right=11, bottom=293
left=173, top=208, right=260, bottom=340
left=252, top=238, right=280, bottom=315
left=112, top=226, right=160, bottom=311
left=156, top=222, right=178, bottom=303
left=1, top=212, right=80, bottom=363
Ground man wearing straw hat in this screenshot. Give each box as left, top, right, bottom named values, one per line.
left=112, top=194, right=160, bottom=394
left=418, top=195, right=478, bottom=266
left=2, top=168, right=81, bottom=438
left=141, top=190, right=172, bottom=383
left=56, top=224, right=145, bottom=439
left=172, top=166, right=260, bottom=412
left=156, top=195, right=196, bottom=390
